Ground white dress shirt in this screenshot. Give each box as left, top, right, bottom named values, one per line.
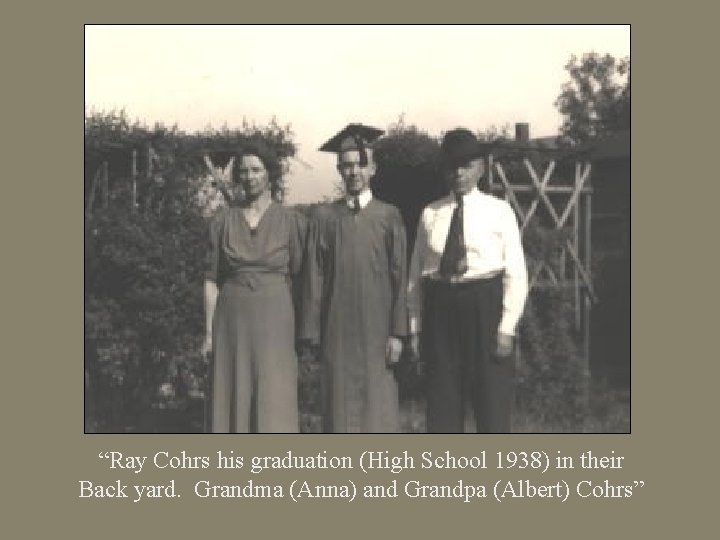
left=408, top=188, right=528, bottom=336
left=345, top=188, right=372, bottom=210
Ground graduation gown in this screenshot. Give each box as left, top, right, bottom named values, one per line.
left=301, top=199, right=408, bottom=432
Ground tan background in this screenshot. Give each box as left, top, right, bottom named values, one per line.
left=4, top=2, right=715, bottom=538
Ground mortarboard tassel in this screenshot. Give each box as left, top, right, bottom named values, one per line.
left=353, top=134, right=368, bottom=166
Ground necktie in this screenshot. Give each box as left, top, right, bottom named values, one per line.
left=352, top=195, right=361, bottom=214
left=439, top=194, right=468, bottom=278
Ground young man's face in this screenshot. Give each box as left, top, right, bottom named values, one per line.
left=445, top=157, right=485, bottom=196
left=337, top=149, right=376, bottom=195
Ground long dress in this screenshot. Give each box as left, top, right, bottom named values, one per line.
left=205, top=202, right=306, bottom=433
left=301, top=199, right=408, bottom=433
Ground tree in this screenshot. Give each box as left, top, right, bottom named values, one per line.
left=372, top=116, right=442, bottom=253
left=555, top=53, right=630, bottom=145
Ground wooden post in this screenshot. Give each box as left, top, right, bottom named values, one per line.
left=145, top=145, right=154, bottom=214
left=487, top=153, right=494, bottom=189
left=571, top=161, right=592, bottom=403
left=101, top=161, right=109, bottom=209
left=85, top=163, right=104, bottom=219
left=583, top=162, right=593, bottom=378
left=131, top=149, right=138, bottom=213
left=574, top=162, right=581, bottom=332
left=147, top=144, right=153, bottom=177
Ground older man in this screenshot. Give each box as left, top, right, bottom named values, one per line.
left=408, top=128, right=528, bottom=433
left=300, top=123, right=408, bottom=433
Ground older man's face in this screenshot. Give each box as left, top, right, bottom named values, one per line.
left=338, top=149, right=376, bottom=195
left=446, top=157, right=485, bottom=196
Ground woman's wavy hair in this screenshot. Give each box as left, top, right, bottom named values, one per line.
left=232, top=141, right=284, bottom=201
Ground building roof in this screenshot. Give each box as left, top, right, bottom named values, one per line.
left=477, top=122, right=630, bottom=160
left=494, top=135, right=562, bottom=149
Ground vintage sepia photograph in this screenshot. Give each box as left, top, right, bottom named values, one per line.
left=84, top=24, right=630, bottom=434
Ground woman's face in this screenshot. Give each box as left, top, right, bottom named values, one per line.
left=235, top=154, right=269, bottom=200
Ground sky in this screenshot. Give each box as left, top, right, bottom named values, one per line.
left=85, top=25, right=630, bottom=204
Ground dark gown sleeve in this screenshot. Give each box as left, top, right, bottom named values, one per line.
left=288, top=209, right=309, bottom=335
left=288, top=209, right=308, bottom=278
left=388, top=206, right=409, bottom=337
left=298, top=209, right=327, bottom=345
left=204, top=211, right=224, bottom=283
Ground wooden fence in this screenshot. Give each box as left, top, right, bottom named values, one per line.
left=487, top=149, right=594, bottom=380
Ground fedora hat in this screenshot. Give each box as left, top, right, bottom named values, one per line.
left=440, top=128, right=491, bottom=167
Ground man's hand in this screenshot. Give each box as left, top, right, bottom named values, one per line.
left=295, top=339, right=317, bottom=359
left=200, top=335, right=213, bottom=361
left=408, top=334, right=421, bottom=359
left=496, top=332, right=514, bottom=357
left=386, top=337, right=403, bottom=366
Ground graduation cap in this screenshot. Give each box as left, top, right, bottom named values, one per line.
left=319, top=123, right=384, bottom=166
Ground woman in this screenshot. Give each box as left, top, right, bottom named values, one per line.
left=201, top=143, right=306, bottom=433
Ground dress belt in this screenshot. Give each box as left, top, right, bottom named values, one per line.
left=223, top=272, right=289, bottom=290
left=424, top=269, right=504, bottom=286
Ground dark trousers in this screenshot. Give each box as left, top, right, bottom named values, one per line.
left=423, top=275, right=514, bottom=433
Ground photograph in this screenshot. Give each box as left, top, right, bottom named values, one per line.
left=84, top=24, right=631, bottom=434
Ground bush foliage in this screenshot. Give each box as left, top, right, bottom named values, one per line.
left=84, top=110, right=296, bottom=432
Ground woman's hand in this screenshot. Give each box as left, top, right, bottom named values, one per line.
left=386, top=337, right=403, bottom=366
left=203, top=280, right=218, bottom=361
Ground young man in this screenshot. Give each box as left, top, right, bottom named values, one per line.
left=300, top=124, right=408, bottom=433
left=408, top=128, right=528, bottom=433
